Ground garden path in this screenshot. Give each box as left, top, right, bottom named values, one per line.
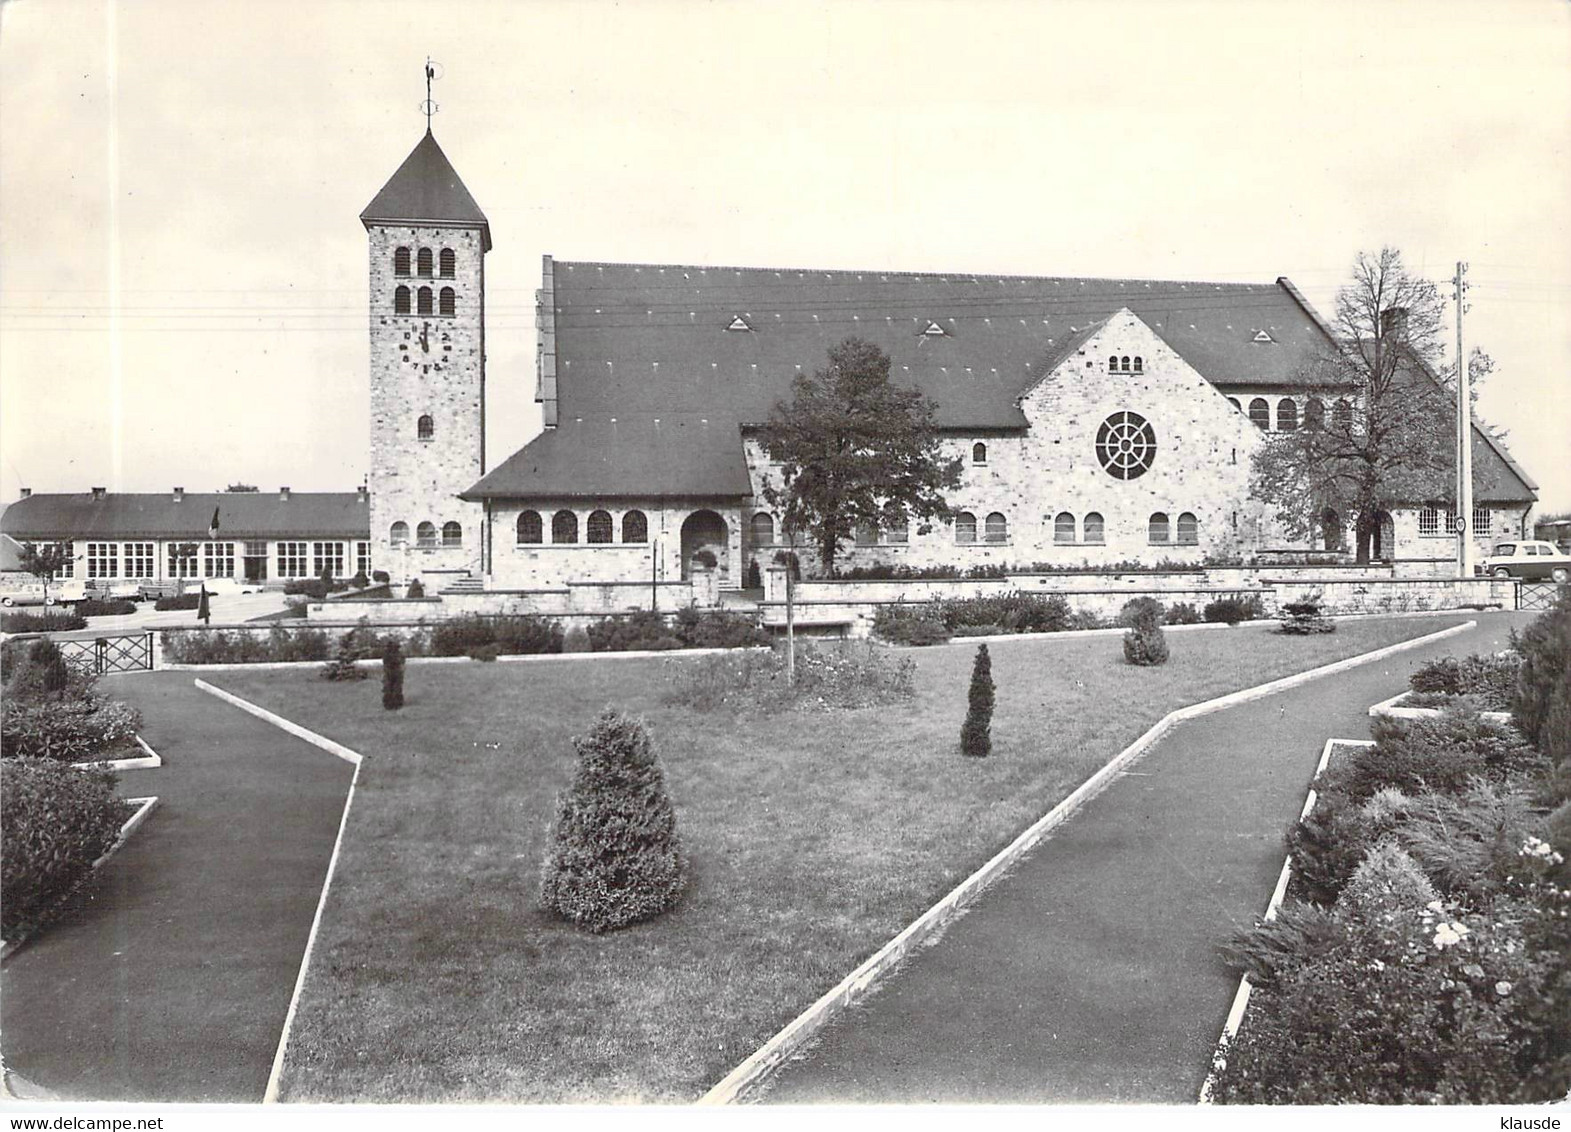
left=760, top=613, right=1530, bottom=1103
left=0, top=673, right=354, bottom=1102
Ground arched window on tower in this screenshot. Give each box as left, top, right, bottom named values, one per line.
left=1132, top=356, right=1143, bottom=373
left=1149, top=512, right=1171, bottom=544
left=586, top=510, right=613, bottom=544
left=394, top=247, right=411, bottom=276
left=1277, top=399, right=1298, bottom=431
left=417, top=415, right=434, bottom=441
left=751, top=511, right=775, bottom=547
left=1054, top=512, right=1076, bottom=544
left=1083, top=512, right=1105, bottom=543
left=1249, top=398, right=1271, bottom=429
left=972, top=441, right=988, bottom=465
left=1304, top=398, right=1325, bottom=429
left=389, top=521, right=409, bottom=547
left=552, top=510, right=578, bottom=544
left=439, top=288, right=455, bottom=317
left=954, top=511, right=977, bottom=545
left=416, top=521, right=437, bottom=548
left=517, top=511, right=542, bottom=544
left=1120, top=356, right=1132, bottom=372
left=394, top=286, right=410, bottom=315
left=1333, top=398, right=1354, bottom=432
left=417, top=287, right=433, bottom=316
left=1228, top=397, right=1241, bottom=412
left=417, top=248, right=433, bottom=277
left=439, top=248, right=455, bottom=278
left=984, top=512, right=1008, bottom=543
left=622, top=510, right=648, bottom=543
left=1177, top=512, right=1199, bottom=545
left=1108, top=355, right=1119, bottom=373
left=442, top=521, right=462, bottom=548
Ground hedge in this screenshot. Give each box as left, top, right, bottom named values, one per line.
left=1, top=611, right=87, bottom=633
left=2, top=757, right=126, bottom=937
left=1, top=696, right=143, bottom=763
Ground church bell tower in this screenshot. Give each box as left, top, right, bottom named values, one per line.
left=360, top=125, right=491, bottom=583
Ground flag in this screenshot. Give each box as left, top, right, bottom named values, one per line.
left=209, top=507, right=221, bottom=539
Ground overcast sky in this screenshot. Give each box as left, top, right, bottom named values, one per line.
left=2, top=0, right=1568, bottom=511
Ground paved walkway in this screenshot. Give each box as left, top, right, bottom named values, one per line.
left=761, top=613, right=1530, bottom=1103
left=1, top=673, right=354, bottom=1102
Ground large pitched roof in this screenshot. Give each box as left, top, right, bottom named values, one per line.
left=545, top=260, right=1347, bottom=432
left=0, top=493, right=370, bottom=540
left=464, top=416, right=752, bottom=500
left=360, top=130, right=492, bottom=252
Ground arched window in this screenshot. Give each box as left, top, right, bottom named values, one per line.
left=1177, top=512, right=1199, bottom=545
left=517, top=510, right=542, bottom=544
left=984, top=512, right=1008, bottom=544
left=1054, top=512, right=1076, bottom=544
left=954, top=511, right=977, bottom=544
left=1083, top=512, right=1105, bottom=543
left=1149, top=512, right=1171, bottom=544
left=439, top=248, right=455, bottom=278
left=1249, top=398, right=1271, bottom=429
left=394, top=247, right=411, bottom=276
left=751, top=511, right=775, bottom=547
left=854, top=521, right=878, bottom=546
left=972, top=441, right=987, bottom=465
left=1120, top=356, right=1132, bottom=372
left=394, top=286, right=411, bottom=315
left=552, top=510, right=578, bottom=544
left=1418, top=505, right=1440, bottom=536
left=885, top=515, right=909, bottom=544
left=417, top=287, right=433, bottom=316
left=416, top=521, right=437, bottom=548
left=622, top=509, right=648, bottom=543
left=439, top=287, right=455, bottom=317
left=417, top=248, right=433, bottom=277
left=389, top=521, right=409, bottom=546
left=1132, top=356, right=1143, bottom=373
left=1276, top=399, right=1298, bottom=431
left=1333, top=398, right=1354, bottom=431
left=442, top=521, right=462, bottom=548
left=417, top=414, right=434, bottom=441
left=1108, top=355, right=1119, bottom=373
left=1228, top=397, right=1241, bottom=412
left=1304, top=398, right=1325, bottom=429
left=586, top=510, right=614, bottom=544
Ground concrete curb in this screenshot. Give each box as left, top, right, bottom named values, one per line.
left=699, top=619, right=1476, bottom=1104
left=1197, top=737, right=1374, bottom=1104
left=1367, top=689, right=1512, bottom=725
left=0, top=794, right=161, bottom=964
left=191, top=678, right=363, bottom=1104
left=71, top=733, right=162, bottom=772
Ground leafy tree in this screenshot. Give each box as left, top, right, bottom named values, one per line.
left=1250, top=247, right=1495, bottom=563
left=760, top=337, right=963, bottom=573
left=960, top=643, right=995, bottom=757
left=16, top=542, right=71, bottom=603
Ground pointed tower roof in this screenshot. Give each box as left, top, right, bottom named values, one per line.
left=361, top=130, right=492, bottom=251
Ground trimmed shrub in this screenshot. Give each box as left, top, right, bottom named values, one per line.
left=1512, top=597, right=1571, bottom=766
left=1410, top=652, right=1520, bottom=709
left=320, top=633, right=368, bottom=681
left=539, top=710, right=684, bottom=933
left=1117, top=597, right=1165, bottom=630
left=351, top=570, right=370, bottom=589
left=406, top=578, right=425, bottom=599
left=75, top=599, right=137, bottom=618
left=154, top=593, right=201, bottom=611
left=745, top=558, right=762, bottom=590
left=381, top=638, right=404, bottom=710
left=1278, top=600, right=1335, bottom=635
left=960, top=643, right=994, bottom=757
left=1123, top=624, right=1169, bottom=666
left=871, top=603, right=951, bottom=646
left=1, top=611, right=87, bottom=633
left=372, top=570, right=390, bottom=584
left=938, top=593, right=1071, bottom=634
left=1392, top=779, right=1538, bottom=903
left=1337, top=839, right=1439, bottom=917
left=468, top=643, right=502, bottom=662
left=7, top=638, right=73, bottom=700
left=1320, top=711, right=1546, bottom=803
left=2, top=697, right=142, bottom=763
left=1164, top=601, right=1201, bottom=626
left=1203, top=594, right=1266, bottom=625
left=160, top=626, right=329, bottom=664
left=430, top=614, right=562, bottom=657
left=282, top=578, right=349, bottom=600
left=691, top=548, right=717, bottom=569
left=1, top=758, right=125, bottom=936
left=562, top=625, right=592, bottom=653
left=671, top=608, right=771, bottom=650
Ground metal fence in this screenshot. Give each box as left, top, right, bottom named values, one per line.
left=1516, top=582, right=1567, bottom=613
left=57, top=632, right=155, bottom=675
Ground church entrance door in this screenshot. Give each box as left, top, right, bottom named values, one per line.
left=680, top=510, right=729, bottom=581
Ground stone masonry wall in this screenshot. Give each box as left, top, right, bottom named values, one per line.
left=368, top=224, right=486, bottom=583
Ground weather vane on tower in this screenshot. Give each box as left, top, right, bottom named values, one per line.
left=421, top=57, right=443, bottom=132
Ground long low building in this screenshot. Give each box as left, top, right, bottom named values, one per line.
left=0, top=486, right=371, bottom=587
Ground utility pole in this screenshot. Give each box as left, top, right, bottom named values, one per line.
left=1453, top=262, right=1474, bottom=578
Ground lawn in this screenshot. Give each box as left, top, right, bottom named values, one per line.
left=210, top=615, right=1470, bottom=1102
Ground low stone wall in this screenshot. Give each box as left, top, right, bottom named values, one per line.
left=309, top=580, right=697, bottom=621
left=1273, top=577, right=1512, bottom=615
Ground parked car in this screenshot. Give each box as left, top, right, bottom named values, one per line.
left=1478, top=540, right=1571, bottom=583
left=137, top=580, right=183, bottom=602
left=0, top=583, right=56, bottom=607
left=54, top=579, right=142, bottom=605
left=189, top=577, right=264, bottom=596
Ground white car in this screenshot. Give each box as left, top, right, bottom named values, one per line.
left=1479, top=540, right=1571, bottom=583
left=190, top=577, right=264, bottom=595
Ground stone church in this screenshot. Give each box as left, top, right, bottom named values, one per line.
left=362, top=129, right=1538, bottom=592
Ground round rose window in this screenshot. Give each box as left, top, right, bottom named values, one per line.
left=1095, top=411, right=1157, bottom=480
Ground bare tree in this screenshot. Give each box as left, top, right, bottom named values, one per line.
left=1251, top=247, right=1491, bottom=562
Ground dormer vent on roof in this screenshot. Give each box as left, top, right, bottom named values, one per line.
left=1253, top=330, right=1274, bottom=342
left=921, top=320, right=948, bottom=337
